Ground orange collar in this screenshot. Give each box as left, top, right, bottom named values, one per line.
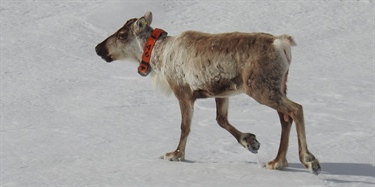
left=138, top=28, right=168, bottom=76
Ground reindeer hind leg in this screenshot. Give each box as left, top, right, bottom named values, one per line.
left=266, top=111, right=292, bottom=170
left=269, top=98, right=321, bottom=174
left=245, top=77, right=320, bottom=174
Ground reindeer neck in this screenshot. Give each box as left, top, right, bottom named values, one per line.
left=137, top=28, right=168, bottom=76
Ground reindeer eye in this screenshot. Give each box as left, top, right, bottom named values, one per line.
left=118, top=32, right=127, bottom=40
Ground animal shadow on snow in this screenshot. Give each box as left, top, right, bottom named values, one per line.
left=289, top=162, right=375, bottom=184
left=183, top=159, right=374, bottom=184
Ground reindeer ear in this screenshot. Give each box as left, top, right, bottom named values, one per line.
left=144, top=11, right=152, bottom=25
left=135, top=12, right=152, bottom=32
left=135, top=17, right=148, bottom=32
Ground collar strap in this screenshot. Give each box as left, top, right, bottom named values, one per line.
left=138, top=28, right=168, bottom=76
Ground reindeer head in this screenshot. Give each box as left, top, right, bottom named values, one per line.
left=95, top=12, right=154, bottom=63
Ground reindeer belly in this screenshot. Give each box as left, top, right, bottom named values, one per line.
left=184, top=61, right=243, bottom=97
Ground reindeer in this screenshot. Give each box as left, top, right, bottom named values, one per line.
left=95, top=12, right=321, bottom=175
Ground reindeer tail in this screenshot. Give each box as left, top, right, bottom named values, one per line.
left=277, top=34, right=297, bottom=46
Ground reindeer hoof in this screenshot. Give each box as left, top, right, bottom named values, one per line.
left=160, top=150, right=185, bottom=161
left=240, top=133, right=260, bottom=154
left=266, top=159, right=288, bottom=170
left=310, top=159, right=321, bottom=175
left=302, top=153, right=321, bottom=175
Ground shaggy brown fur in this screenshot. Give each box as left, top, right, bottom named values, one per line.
left=95, top=12, right=321, bottom=175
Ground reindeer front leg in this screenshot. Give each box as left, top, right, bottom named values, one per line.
left=215, top=98, right=261, bottom=153
left=160, top=95, right=195, bottom=161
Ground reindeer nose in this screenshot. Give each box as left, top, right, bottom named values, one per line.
left=95, top=42, right=113, bottom=63
left=95, top=43, right=103, bottom=56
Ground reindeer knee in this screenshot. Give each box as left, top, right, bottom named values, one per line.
left=180, top=124, right=191, bottom=135
left=216, top=115, right=228, bottom=128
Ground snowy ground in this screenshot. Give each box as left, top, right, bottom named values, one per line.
left=1, top=0, right=374, bottom=186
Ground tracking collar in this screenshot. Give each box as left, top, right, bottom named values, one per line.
left=138, top=28, right=168, bottom=76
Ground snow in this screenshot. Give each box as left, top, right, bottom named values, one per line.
left=1, top=0, right=374, bottom=186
